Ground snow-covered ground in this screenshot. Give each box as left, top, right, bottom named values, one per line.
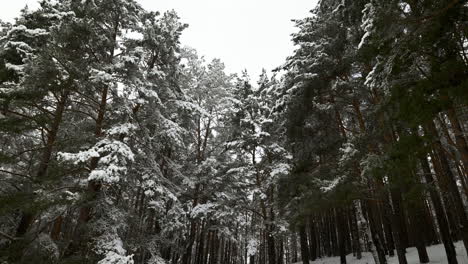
left=294, top=241, right=467, bottom=264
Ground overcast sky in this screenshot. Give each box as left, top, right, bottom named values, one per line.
left=0, top=0, right=317, bottom=81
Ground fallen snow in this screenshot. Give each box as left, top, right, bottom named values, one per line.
left=293, top=241, right=467, bottom=264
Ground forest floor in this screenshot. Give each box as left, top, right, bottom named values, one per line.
left=294, top=241, right=467, bottom=264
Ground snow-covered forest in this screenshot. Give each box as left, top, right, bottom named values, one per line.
left=0, top=0, right=467, bottom=264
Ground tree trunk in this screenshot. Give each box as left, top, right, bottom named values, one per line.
left=367, top=200, right=387, bottom=264
left=351, top=204, right=362, bottom=259
left=381, top=200, right=395, bottom=257
left=299, top=225, right=310, bottom=264
left=196, top=222, right=206, bottom=264
left=420, top=156, right=459, bottom=264
left=268, top=231, right=276, bottom=264
left=16, top=90, right=69, bottom=237
left=356, top=200, right=382, bottom=264
left=407, top=196, right=430, bottom=263
left=447, top=108, right=468, bottom=172
left=50, top=215, right=63, bottom=241
left=389, top=188, right=408, bottom=264
left=308, top=217, right=318, bottom=261
left=291, top=233, right=298, bottom=263
left=427, top=121, right=468, bottom=255
left=336, top=208, right=347, bottom=264
left=278, top=237, right=284, bottom=264
left=182, top=220, right=198, bottom=264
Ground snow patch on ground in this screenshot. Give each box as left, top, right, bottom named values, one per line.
left=293, top=241, right=467, bottom=264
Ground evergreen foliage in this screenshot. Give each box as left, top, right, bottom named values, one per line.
left=0, top=1, right=467, bottom=264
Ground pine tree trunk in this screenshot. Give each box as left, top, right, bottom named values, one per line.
left=356, top=200, right=381, bottom=264
left=196, top=222, right=206, bottom=264
left=278, top=237, right=284, bottom=264
left=351, top=204, right=362, bottom=259
left=299, top=225, right=310, bottom=264
left=50, top=215, right=63, bottom=241
left=210, top=231, right=218, bottom=264
left=267, top=215, right=276, bottom=264
left=329, top=211, right=337, bottom=257
left=249, top=254, right=255, bottom=264
left=308, top=217, right=318, bottom=261
left=73, top=84, right=109, bottom=247
left=324, top=213, right=331, bottom=257
left=389, top=188, right=408, bottom=264
left=291, top=233, right=298, bottom=263
left=220, top=238, right=226, bottom=264
left=431, top=150, right=462, bottom=239
left=366, top=200, right=387, bottom=264
left=336, top=208, right=347, bottom=264
left=407, top=197, right=430, bottom=263
left=392, top=188, right=409, bottom=249
left=381, top=201, right=395, bottom=257
left=206, top=230, right=213, bottom=264
left=225, top=240, right=231, bottom=264
left=420, top=156, right=458, bottom=264
left=317, top=217, right=322, bottom=259
left=447, top=108, right=468, bottom=172
left=427, top=122, right=468, bottom=255
left=422, top=200, right=439, bottom=245
left=16, top=90, right=69, bottom=237
left=182, top=220, right=198, bottom=264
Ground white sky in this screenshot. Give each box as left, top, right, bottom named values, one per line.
left=0, top=0, right=317, bottom=81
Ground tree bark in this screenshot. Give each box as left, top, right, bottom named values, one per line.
left=427, top=121, right=468, bottom=255
left=356, top=200, right=381, bottom=264
left=336, top=208, right=347, bottom=264
left=447, top=108, right=468, bottom=172
left=406, top=194, right=430, bottom=263
left=350, top=205, right=362, bottom=259
left=308, top=217, right=318, bottom=261
left=299, top=225, right=310, bottom=264
left=16, top=90, right=69, bottom=237
left=291, top=233, right=298, bottom=263
left=420, top=156, right=458, bottom=264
